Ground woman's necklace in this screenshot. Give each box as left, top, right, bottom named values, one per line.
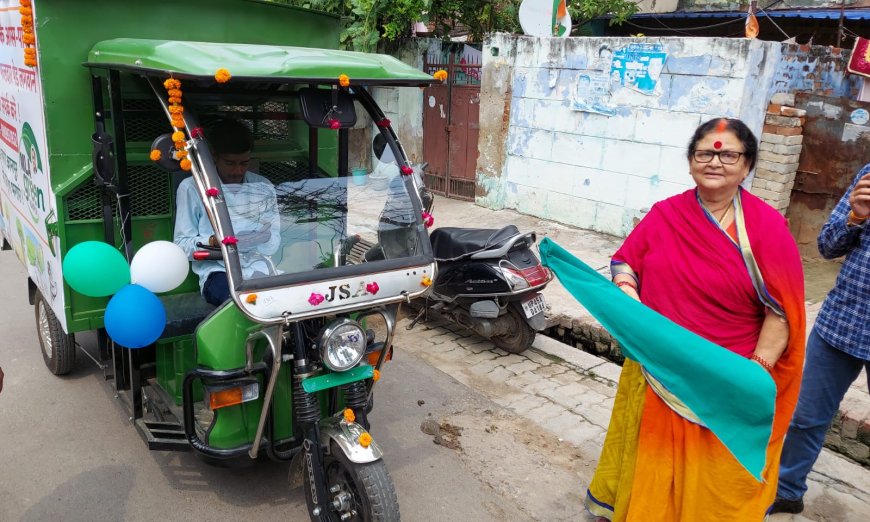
left=716, top=205, right=731, bottom=225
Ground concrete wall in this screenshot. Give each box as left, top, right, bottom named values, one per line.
left=477, top=34, right=782, bottom=237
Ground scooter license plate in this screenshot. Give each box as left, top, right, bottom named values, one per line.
left=521, top=294, right=546, bottom=319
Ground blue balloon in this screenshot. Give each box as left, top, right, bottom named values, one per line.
left=105, top=284, right=166, bottom=349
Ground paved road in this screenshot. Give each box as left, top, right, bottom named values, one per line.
left=0, top=252, right=565, bottom=522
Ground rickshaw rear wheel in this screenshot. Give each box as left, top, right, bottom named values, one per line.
left=34, top=292, right=75, bottom=375
left=304, top=441, right=400, bottom=522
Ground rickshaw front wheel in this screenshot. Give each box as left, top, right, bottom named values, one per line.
left=304, top=441, right=400, bottom=522
left=34, top=292, right=75, bottom=375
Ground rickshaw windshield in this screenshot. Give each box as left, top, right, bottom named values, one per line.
left=226, top=169, right=420, bottom=283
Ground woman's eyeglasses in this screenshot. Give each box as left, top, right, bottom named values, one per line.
left=692, top=150, right=744, bottom=165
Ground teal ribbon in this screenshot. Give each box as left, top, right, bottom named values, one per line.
left=539, top=238, right=775, bottom=480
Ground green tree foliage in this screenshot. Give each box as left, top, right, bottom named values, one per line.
left=271, top=1, right=638, bottom=50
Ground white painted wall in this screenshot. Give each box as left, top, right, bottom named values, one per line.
left=478, top=34, right=782, bottom=237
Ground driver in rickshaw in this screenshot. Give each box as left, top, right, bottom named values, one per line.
left=174, top=118, right=280, bottom=306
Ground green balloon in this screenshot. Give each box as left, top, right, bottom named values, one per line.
left=62, top=241, right=131, bottom=297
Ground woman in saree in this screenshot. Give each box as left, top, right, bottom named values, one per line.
left=584, top=118, right=806, bottom=521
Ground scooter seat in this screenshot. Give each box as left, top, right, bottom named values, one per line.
left=430, top=225, right=520, bottom=260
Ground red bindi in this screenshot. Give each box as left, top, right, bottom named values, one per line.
left=713, top=140, right=722, bottom=149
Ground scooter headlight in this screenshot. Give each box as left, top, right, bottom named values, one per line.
left=319, top=319, right=367, bottom=372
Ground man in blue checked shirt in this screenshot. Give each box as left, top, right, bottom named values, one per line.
left=772, top=164, right=870, bottom=515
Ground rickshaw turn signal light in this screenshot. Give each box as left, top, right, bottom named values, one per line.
left=366, top=346, right=392, bottom=366
left=206, top=382, right=259, bottom=410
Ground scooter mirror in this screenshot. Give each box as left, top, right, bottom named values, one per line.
left=372, top=133, right=395, bottom=164
left=149, top=134, right=185, bottom=173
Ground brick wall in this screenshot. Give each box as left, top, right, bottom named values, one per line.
left=750, top=93, right=806, bottom=213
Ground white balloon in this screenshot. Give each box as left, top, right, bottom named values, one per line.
left=130, top=241, right=190, bottom=294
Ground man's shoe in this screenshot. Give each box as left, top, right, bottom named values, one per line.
left=770, top=497, right=804, bottom=514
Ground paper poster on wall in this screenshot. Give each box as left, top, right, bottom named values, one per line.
left=571, top=70, right=617, bottom=116
left=611, top=43, right=668, bottom=95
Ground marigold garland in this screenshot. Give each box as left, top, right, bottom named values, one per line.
left=163, top=77, right=189, bottom=170
left=20, top=1, right=36, bottom=68
left=172, top=131, right=185, bottom=142
left=214, top=68, right=232, bottom=83
left=338, top=74, right=350, bottom=87
left=433, top=69, right=448, bottom=82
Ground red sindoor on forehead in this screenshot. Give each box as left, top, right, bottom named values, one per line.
left=713, top=141, right=722, bottom=149
left=713, top=119, right=728, bottom=149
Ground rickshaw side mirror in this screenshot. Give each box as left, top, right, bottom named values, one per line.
left=298, top=88, right=357, bottom=128
left=149, top=134, right=185, bottom=173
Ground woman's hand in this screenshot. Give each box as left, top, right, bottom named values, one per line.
left=613, top=274, right=641, bottom=302
left=849, top=172, right=870, bottom=217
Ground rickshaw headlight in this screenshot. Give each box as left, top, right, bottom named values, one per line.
left=320, top=319, right=367, bottom=372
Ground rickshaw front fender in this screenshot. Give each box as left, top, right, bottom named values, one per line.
left=319, top=416, right=383, bottom=464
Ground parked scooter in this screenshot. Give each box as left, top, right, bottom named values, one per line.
left=397, top=155, right=552, bottom=353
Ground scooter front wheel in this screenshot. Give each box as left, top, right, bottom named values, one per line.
left=304, top=441, right=400, bottom=522
left=491, top=305, right=535, bottom=354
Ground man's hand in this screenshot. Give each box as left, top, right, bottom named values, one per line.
left=849, top=172, right=870, bottom=217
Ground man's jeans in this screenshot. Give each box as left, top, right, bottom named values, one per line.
left=202, top=271, right=230, bottom=306
left=777, top=328, right=870, bottom=501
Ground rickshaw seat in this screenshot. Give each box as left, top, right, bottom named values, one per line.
left=158, top=292, right=216, bottom=339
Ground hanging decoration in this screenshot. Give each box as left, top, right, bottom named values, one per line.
left=214, top=68, right=232, bottom=83
left=20, top=1, right=37, bottom=68
left=338, top=74, right=350, bottom=88
left=422, top=211, right=434, bottom=228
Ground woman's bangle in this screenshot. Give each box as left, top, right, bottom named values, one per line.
left=751, top=354, right=774, bottom=373
left=615, top=280, right=638, bottom=292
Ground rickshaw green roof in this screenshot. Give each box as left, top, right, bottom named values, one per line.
left=85, top=39, right=436, bottom=85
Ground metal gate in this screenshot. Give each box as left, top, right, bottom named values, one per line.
left=422, top=50, right=481, bottom=201
left=788, top=93, right=870, bottom=257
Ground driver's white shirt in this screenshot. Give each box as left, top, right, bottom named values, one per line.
left=173, top=172, right=280, bottom=293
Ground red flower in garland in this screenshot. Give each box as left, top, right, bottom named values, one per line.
left=422, top=211, right=434, bottom=228
left=366, top=282, right=380, bottom=295
left=308, top=292, right=325, bottom=306
left=206, top=187, right=220, bottom=197
left=328, top=119, right=341, bottom=130
left=400, top=165, right=413, bottom=176
left=376, top=118, right=391, bottom=128
left=190, top=127, right=204, bottom=139
left=221, top=236, right=238, bottom=246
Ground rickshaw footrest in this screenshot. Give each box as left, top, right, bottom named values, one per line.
left=135, top=419, right=190, bottom=452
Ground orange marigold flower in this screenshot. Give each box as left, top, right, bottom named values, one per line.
left=338, top=74, right=350, bottom=87
left=168, top=105, right=183, bottom=114
left=343, top=408, right=356, bottom=423
left=163, top=78, right=181, bottom=90
left=214, top=68, right=232, bottom=83
left=174, top=140, right=186, bottom=150
left=20, top=0, right=32, bottom=7
left=245, top=294, right=258, bottom=304
left=149, top=149, right=162, bottom=161
left=421, top=275, right=432, bottom=287
left=171, top=117, right=185, bottom=128
left=19, top=7, right=31, bottom=16
left=20, top=15, right=33, bottom=26
left=372, top=369, right=381, bottom=382
left=180, top=158, right=192, bottom=171
left=24, top=58, right=36, bottom=67
left=24, top=48, right=36, bottom=57
left=358, top=432, right=372, bottom=448
left=22, top=33, right=34, bottom=45
left=167, top=89, right=182, bottom=98
left=168, top=96, right=182, bottom=104
left=174, top=150, right=188, bottom=159
left=172, top=131, right=185, bottom=142
left=433, top=69, right=448, bottom=82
